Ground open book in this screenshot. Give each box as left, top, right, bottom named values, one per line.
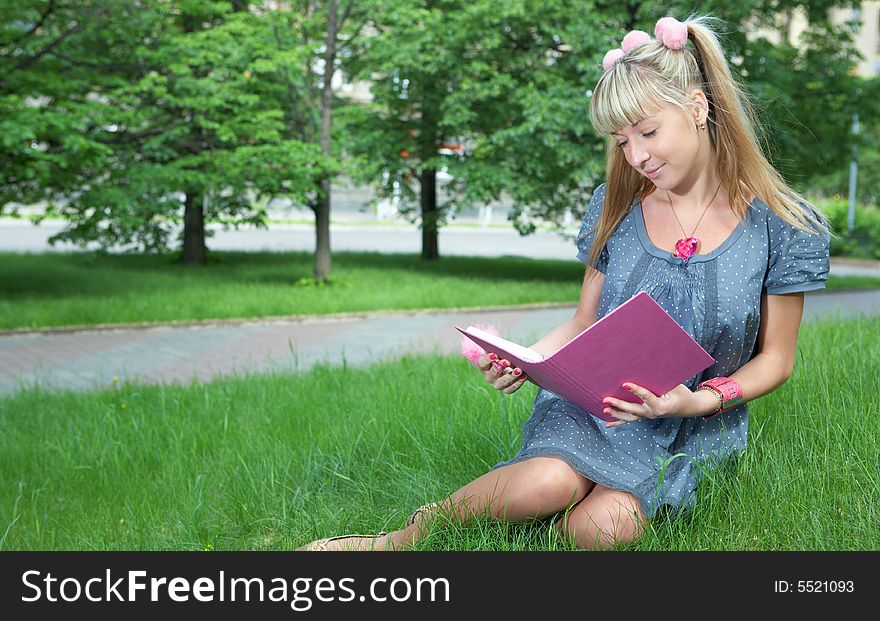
left=456, top=291, right=715, bottom=422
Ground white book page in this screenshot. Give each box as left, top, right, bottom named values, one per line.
left=465, top=326, right=544, bottom=363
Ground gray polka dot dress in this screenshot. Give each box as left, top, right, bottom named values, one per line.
left=493, top=183, right=831, bottom=519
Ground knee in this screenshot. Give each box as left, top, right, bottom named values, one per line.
left=555, top=494, right=646, bottom=551
left=503, top=458, right=589, bottom=517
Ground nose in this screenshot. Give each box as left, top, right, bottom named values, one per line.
left=626, top=140, right=650, bottom=168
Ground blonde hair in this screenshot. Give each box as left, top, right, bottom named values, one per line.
left=585, top=14, right=830, bottom=273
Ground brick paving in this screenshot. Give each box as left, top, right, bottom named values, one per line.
left=1, top=289, right=878, bottom=396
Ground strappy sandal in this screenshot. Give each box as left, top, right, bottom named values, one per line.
left=406, top=502, right=440, bottom=527
left=297, top=531, right=389, bottom=552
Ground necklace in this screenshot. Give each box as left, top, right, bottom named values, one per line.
left=667, top=181, right=722, bottom=263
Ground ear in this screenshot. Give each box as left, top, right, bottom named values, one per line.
left=688, top=88, right=709, bottom=123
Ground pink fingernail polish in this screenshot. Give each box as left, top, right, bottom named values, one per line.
left=513, top=368, right=522, bottom=376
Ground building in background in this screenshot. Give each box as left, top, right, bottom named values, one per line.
left=846, top=1, right=880, bottom=76
left=750, top=2, right=879, bottom=76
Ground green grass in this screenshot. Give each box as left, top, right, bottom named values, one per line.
left=0, top=251, right=584, bottom=331
left=1, top=315, right=876, bottom=551
left=1, top=251, right=878, bottom=331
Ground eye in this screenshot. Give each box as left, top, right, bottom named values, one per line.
left=642, top=129, right=657, bottom=138
left=615, top=140, right=628, bottom=149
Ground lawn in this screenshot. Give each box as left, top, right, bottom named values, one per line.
left=1, top=315, right=876, bottom=551
left=1, top=251, right=877, bottom=331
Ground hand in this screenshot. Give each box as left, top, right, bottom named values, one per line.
left=476, top=353, right=528, bottom=394
left=602, top=383, right=697, bottom=428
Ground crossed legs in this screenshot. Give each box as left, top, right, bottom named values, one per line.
left=307, top=456, right=648, bottom=551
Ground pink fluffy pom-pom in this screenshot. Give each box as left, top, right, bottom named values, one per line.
left=621, top=30, right=651, bottom=53
left=602, top=48, right=625, bottom=71
left=460, top=324, right=502, bottom=366
left=654, top=16, right=688, bottom=50
left=654, top=16, right=676, bottom=38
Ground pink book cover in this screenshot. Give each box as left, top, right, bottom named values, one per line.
left=456, top=291, right=715, bottom=422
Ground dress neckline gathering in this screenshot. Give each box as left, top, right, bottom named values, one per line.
left=632, top=197, right=752, bottom=265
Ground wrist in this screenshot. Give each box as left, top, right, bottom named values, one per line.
left=692, top=388, right=722, bottom=417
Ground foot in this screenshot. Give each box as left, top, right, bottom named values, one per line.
left=297, top=532, right=391, bottom=552
left=406, top=502, right=441, bottom=527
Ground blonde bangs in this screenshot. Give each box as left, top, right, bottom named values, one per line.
left=590, top=63, right=690, bottom=136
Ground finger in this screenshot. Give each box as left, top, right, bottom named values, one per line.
left=602, top=396, right=647, bottom=416
left=490, top=358, right=511, bottom=375
left=605, top=420, right=629, bottom=429
left=477, top=352, right=498, bottom=372
left=604, top=406, right=639, bottom=422
left=622, top=382, right=660, bottom=407
left=483, top=356, right=505, bottom=382
left=493, top=366, right=518, bottom=390
left=502, top=376, right=527, bottom=394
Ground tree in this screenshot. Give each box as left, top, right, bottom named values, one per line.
left=4, top=0, right=870, bottom=268
left=2, top=1, right=333, bottom=266
left=341, top=0, right=869, bottom=259
left=341, top=0, right=607, bottom=259
left=0, top=0, right=145, bottom=218
left=259, top=0, right=368, bottom=282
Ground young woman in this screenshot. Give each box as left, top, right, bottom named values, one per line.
left=299, top=14, right=830, bottom=551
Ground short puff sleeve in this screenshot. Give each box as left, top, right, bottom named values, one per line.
left=575, top=184, right=610, bottom=273
left=763, top=205, right=830, bottom=295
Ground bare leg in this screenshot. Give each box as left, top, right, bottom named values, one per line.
left=312, top=457, right=594, bottom=551
left=553, top=483, right=647, bottom=550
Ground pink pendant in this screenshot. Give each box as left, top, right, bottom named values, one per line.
left=674, top=237, right=699, bottom=262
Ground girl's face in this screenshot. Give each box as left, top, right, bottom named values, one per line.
left=611, top=102, right=707, bottom=192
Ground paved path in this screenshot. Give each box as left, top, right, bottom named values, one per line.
left=1, top=218, right=586, bottom=261
left=3, top=219, right=879, bottom=396
left=2, top=289, right=878, bottom=396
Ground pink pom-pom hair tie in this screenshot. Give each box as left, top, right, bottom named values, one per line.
left=602, top=48, right=625, bottom=71
left=654, top=16, right=688, bottom=50
left=621, top=30, right=651, bottom=53
left=601, top=18, right=688, bottom=70
left=460, top=324, right=502, bottom=366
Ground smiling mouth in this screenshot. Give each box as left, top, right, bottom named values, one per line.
left=644, top=165, right=664, bottom=177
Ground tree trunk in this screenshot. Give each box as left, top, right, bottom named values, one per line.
left=313, top=191, right=331, bottom=282
left=312, top=0, right=337, bottom=283
left=420, top=167, right=439, bottom=260
left=182, top=191, right=206, bottom=265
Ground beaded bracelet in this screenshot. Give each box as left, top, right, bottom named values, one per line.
left=696, top=385, right=724, bottom=418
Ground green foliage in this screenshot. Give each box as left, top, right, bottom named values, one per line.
left=340, top=0, right=874, bottom=240
left=816, top=199, right=880, bottom=259
left=0, top=0, right=143, bottom=212
left=339, top=0, right=607, bottom=235
left=1, top=1, right=335, bottom=254
left=807, top=75, right=880, bottom=206
left=2, top=0, right=877, bottom=256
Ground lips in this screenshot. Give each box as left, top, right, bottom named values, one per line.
left=645, top=164, right=664, bottom=179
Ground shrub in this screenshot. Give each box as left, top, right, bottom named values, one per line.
left=814, top=199, right=880, bottom=260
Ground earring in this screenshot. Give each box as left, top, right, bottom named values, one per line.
left=698, top=121, right=706, bottom=132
